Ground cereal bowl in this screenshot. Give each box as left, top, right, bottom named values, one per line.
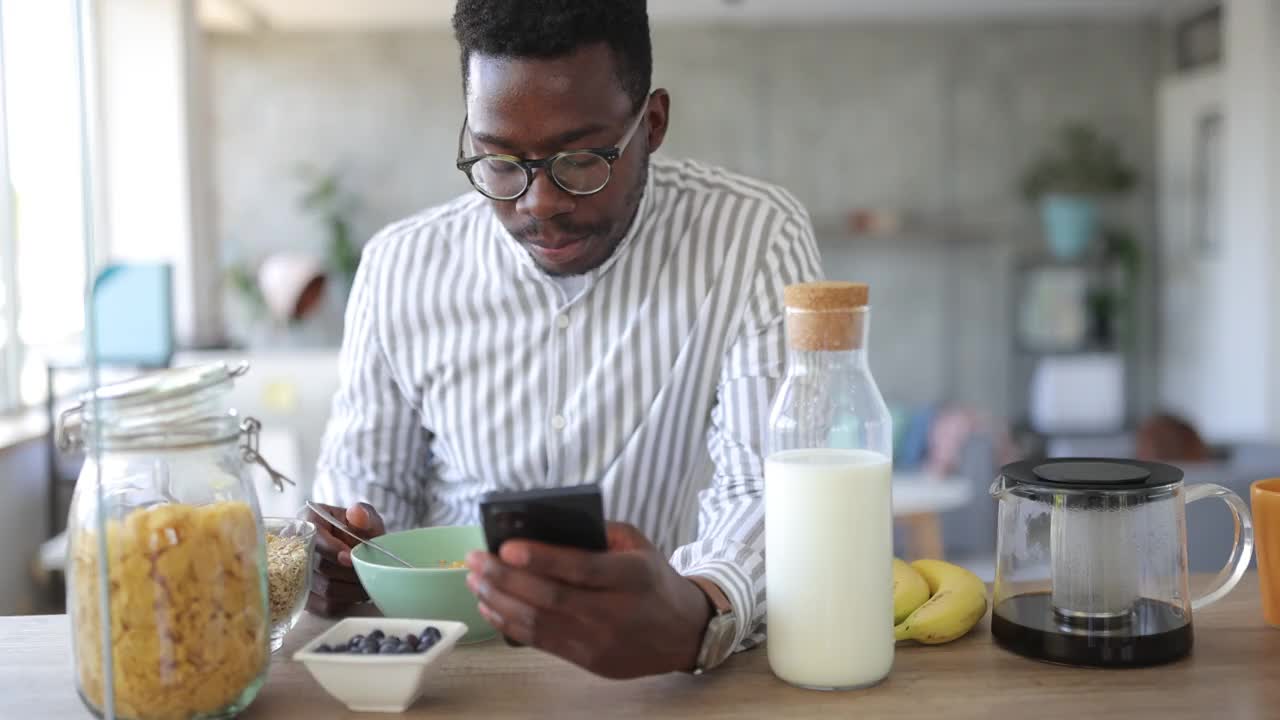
left=350, top=525, right=497, bottom=644
left=265, top=517, right=317, bottom=653
left=293, top=617, right=467, bottom=713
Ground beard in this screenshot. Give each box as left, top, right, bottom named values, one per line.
left=509, top=156, right=650, bottom=276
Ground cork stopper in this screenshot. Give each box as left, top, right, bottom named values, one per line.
left=783, top=281, right=869, bottom=351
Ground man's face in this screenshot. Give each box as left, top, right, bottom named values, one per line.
left=465, top=43, right=668, bottom=276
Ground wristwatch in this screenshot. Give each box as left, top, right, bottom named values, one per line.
left=688, top=576, right=737, bottom=675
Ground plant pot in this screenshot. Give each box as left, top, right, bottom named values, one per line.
left=1040, top=194, right=1099, bottom=260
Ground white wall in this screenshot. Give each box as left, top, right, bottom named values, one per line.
left=1157, top=0, right=1280, bottom=443
left=1157, top=70, right=1222, bottom=429
left=1215, top=0, right=1280, bottom=441
left=95, top=0, right=221, bottom=347
left=207, top=21, right=1161, bottom=419
left=1272, top=0, right=1280, bottom=442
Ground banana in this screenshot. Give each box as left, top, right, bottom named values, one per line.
left=892, top=558, right=930, bottom=624
left=893, top=559, right=988, bottom=644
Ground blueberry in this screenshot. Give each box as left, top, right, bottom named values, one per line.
left=397, top=644, right=416, bottom=654
left=379, top=642, right=401, bottom=654
left=360, top=644, right=378, bottom=654
left=349, top=634, right=365, bottom=647
left=403, top=634, right=419, bottom=650
left=423, top=627, right=442, bottom=642
left=314, top=644, right=332, bottom=653
left=368, top=629, right=385, bottom=641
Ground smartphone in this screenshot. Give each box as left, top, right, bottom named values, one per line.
left=478, top=484, right=607, bottom=647
left=478, top=484, right=607, bottom=555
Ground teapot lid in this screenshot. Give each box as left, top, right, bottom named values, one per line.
left=1001, top=457, right=1183, bottom=491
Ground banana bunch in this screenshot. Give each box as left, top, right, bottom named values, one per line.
left=892, top=558, right=988, bottom=644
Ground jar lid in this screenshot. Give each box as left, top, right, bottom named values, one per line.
left=81, top=362, right=246, bottom=418
left=1001, top=457, right=1183, bottom=491
left=58, top=362, right=249, bottom=452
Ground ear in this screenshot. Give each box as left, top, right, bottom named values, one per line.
left=644, top=89, right=671, bottom=153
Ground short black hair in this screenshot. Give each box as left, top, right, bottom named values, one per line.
left=452, top=0, right=652, bottom=112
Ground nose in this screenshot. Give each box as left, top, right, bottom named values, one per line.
left=516, top=167, right=575, bottom=221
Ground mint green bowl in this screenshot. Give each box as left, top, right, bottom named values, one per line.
left=350, top=526, right=497, bottom=644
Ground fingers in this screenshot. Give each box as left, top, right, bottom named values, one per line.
left=494, top=539, right=649, bottom=590
left=465, top=554, right=569, bottom=613
left=307, top=591, right=355, bottom=618
left=346, top=503, right=386, bottom=538
left=314, top=555, right=360, bottom=584
left=472, top=583, right=580, bottom=652
left=306, top=503, right=358, bottom=566
left=313, top=571, right=370, bottom=604
left=313, top=525, right=355, bottom=565
left=605, top=522, right=654, bottom=553
left=307, top=517, right=369, bottom=616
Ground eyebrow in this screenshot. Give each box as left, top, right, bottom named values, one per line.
left=469, top=122, right=612, bottom=153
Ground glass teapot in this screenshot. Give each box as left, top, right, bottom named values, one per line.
left=989, top=458, right=1253, bottom=667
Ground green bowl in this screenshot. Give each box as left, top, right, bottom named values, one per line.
left=351, top=526, right=497, bottom=644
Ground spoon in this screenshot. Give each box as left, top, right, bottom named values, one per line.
left=304, top=501, right=416, bottom=569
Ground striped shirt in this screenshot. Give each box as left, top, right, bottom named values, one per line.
left=314, top=156, right=823, bottom=653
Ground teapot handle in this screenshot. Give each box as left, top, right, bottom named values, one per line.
left=1185, top=483, right=1254, bottom=612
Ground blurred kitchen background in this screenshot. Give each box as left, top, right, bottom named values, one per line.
left=2, top=0, right=1278, bottom=614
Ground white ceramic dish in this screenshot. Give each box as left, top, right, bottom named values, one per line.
left=293, top=617, right=468, bottom=713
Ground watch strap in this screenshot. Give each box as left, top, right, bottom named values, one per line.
left=687, top=576, right=736, bottom=674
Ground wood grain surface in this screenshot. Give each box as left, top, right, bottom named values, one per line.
left=3, top=573, right=1276, bottom=719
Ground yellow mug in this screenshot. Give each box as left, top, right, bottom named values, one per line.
left=1252, top=478, right=1280, bottom=627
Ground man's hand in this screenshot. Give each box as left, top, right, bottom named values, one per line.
left=304, top=502, right=386, bottom=617
left=464, top=522, right=714, bottom=679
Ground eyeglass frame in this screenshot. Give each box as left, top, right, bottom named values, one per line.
left=455, top=97, right=650, bottom=201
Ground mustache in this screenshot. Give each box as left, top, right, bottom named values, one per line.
left=510, top=218, right=610, bottom=244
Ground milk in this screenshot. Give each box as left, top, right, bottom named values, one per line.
left=766, top=447, right=894, bottom=690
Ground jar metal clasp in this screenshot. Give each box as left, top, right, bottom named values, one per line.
left=239, top=417, right=296, bottom=492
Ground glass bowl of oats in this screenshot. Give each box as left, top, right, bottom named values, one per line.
left=265, top=517, right=317, bottom=653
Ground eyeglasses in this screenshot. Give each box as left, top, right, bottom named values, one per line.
left=455, top=99, right=648, bottom=201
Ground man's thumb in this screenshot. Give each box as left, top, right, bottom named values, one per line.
left=347, top=502, right=379, bottom=532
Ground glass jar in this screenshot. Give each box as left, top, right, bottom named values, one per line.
left=765, top=282, right=894, bottom=691
left=62, top=362, right=289, bottom=720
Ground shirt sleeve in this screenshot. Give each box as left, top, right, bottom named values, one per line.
left=668, top=206, right=824, bottom=655
left=313, top=240, right=432, bottom=531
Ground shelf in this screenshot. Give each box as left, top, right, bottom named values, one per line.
left=811, top=217, right=989, bottom=246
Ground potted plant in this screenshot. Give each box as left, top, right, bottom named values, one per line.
left=1020, top=124, right=1137, bottom=260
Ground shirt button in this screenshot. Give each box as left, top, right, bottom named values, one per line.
left=556, top=314, right=570, bottom=329
left=550, top=414, right=567, bottom=430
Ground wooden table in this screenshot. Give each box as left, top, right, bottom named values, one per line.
left=4, top=574, right=1277, bottom=719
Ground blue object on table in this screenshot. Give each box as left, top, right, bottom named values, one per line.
left=1040, top=194, right=1098, bottom=260
left=895, top=405, right=936, bottom=470
left=91, top=262, right=174, bottom=367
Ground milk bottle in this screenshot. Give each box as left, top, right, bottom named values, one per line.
left=765, top=282, right=894, bottom=690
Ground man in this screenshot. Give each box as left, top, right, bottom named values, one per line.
left=309, top=0, right=821, bottom=679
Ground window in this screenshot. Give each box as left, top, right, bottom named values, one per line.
left=0, top=0, right=90, bottom=411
